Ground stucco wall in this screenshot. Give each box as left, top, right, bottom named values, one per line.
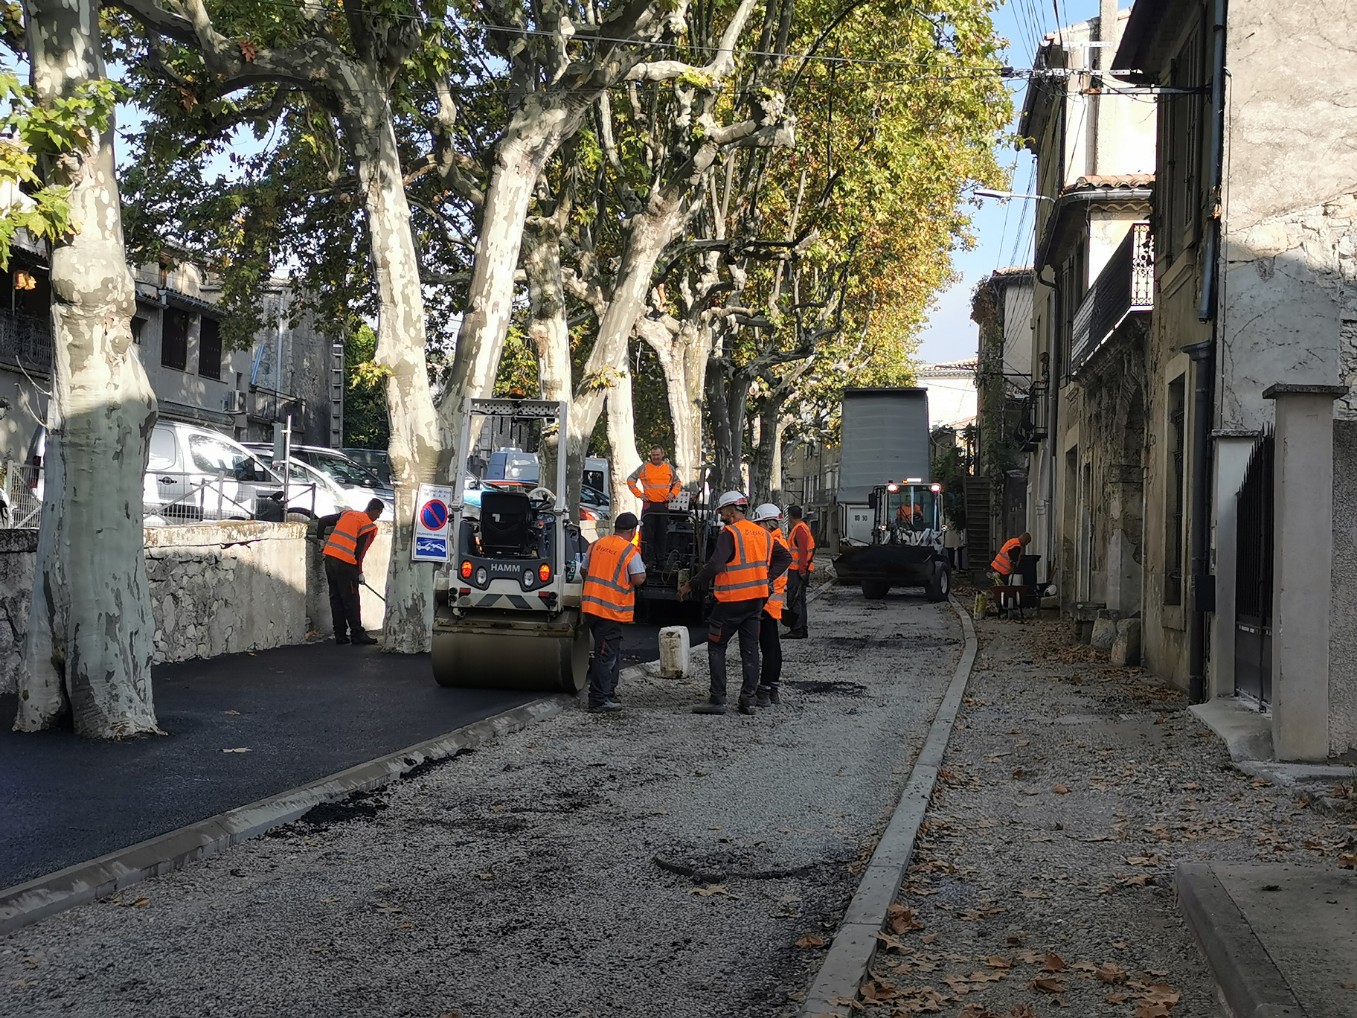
left=1226, top=0, right=1357, bottom=233
left=1329, top=420, right=1357, bottom=756
left=1221, top=196, right=1357, bottom=430
left=0, top=520, right=393, bottom=691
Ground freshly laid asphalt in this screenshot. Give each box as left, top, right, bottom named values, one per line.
left=0, top=618, right=699, bottom=891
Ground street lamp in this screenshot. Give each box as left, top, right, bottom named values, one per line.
left=974, top=188, right=1055, bottom=203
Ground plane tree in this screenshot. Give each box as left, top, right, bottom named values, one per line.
left=7, top=0, right=161, bottom=736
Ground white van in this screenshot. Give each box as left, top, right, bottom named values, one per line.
left=28, top=420, right=324, bottom=524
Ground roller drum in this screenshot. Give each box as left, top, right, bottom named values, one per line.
left=432, top=607, right=589, bottom=693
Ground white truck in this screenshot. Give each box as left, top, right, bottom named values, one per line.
left=832, top=387, right=951, bottom=601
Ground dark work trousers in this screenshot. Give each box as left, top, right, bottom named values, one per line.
left=784, top=570, right=809, bottom=636
left=759, top=609, right=782, bottom=691
left=640, top=503, right=670, bottom=566
left=586, top=615, right=625, bottom=707
left=707, top=598, right=763, bottom=702
left=324, top=556, right=364, bottom=639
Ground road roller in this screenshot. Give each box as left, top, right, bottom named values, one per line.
left=432, top=399, right=591, bottom=693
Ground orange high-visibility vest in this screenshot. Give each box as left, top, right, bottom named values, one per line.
left=323, top=510, right=376, bottom=565
left=764, top=528, right=789, bottom=620
left=991, top=537, right=1023, bottom=577
left=713, top=518, right=772, bottom=603
left=789, top=520, right=816, bottom=573
left=628, top=461, right=681, bottom=504
left=582, top=535, right=641, bottom=622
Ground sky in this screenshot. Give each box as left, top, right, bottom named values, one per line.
left=913, top=0, right=1114, bottom=367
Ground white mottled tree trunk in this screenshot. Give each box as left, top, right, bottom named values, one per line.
left=605, top=368, right=643, bottom=515
left=16, top=0, right=160, bottom=736
left=343, top=98, right=443, bottom=653
left=640, top=316, right=711, bottom=486
left=523, top=215, right=572, bottom=495
left=442, top=103, right=582, bottom=437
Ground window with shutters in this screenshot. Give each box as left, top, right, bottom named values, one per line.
left=161, top=308, right=190, bottom=371
left=1164, top=375, right=1187, bottom=605
left=198, top=316, right=222, bottom=379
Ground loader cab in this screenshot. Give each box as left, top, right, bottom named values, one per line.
left=871, top=482, right=943, bottom=548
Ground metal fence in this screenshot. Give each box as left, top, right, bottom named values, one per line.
left=1, top=461, right=326, bottom=528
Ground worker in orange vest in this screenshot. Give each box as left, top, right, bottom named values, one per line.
left=626, top=445, right=682, bottom=568
left=784, top=504, right=816, bottom=639
left=680, top=491, right=792, bottom=715
left=990, top=532, right=1032, bottom=587
left=317, top=498, right=385, bottom=645
left=752, top=503, right=789, bottom=707
left=581, top=511, right=646, bottom=713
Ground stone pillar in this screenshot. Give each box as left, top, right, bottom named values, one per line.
left=1104, top=463, right=1143, bottom=615
left=1208, top=432, right=1262, bottom=699
left=1265, top=383, right=1347, bottom=761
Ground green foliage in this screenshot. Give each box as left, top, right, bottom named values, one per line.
left=931, top=424, right=973, bottom=527
left=0, top=74, right=123, bottom=269
left=343, top=324, right=389, bottom=449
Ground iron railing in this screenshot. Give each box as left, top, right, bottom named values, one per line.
left=1, top=461, right=327, bottom=529
left=1070, top=222, right=1154, bottom=373
left=0, top=312, right=53, bottom=373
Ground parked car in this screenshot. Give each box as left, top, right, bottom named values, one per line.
left=342, top=447, right=391, bottom=485
left=26, top=421, right=322, bottom=524
left=255, top=457, right=350, bottom=520
left=246, top=442, right=395, bottom=508
left=145, top=421, right=290, bottom=523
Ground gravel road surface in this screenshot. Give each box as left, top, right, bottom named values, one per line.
left=0, top=586, right=959, bottom=1018
left=850, top=610, right=1354, bottom=1018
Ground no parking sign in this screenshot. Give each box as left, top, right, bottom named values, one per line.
left=412, top=483, right=453, bottom=562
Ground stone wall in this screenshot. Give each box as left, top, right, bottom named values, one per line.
left=0, top=528, right=38, bottom=693
left=0, top=520, right=393, bottom=691
left=1328, top=420, right=1357, bottom=757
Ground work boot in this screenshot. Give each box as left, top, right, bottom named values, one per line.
left=334, top=635, right=350, bottom=645
left=692, top=699, right=727, bottom=715
left=737, top=695, right=757, bottom=716
left=755, top=688, right=773, bottom=709
left=785, top=631, right=808, bottom=640
left=350, top=633, right=378, bottom=646
left=587, top=702, right=623, bottom=714
left=767, top=686, right=781, bottom=705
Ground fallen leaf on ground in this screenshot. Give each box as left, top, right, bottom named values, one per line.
left=690, top=883, right=734, bottom=898
left=794, top=934, right=827, bottom=949
left=1053, top=784, right=1071, bottom=795
left=1030, top=976, right=1066, bottom=993
left=1042, top=953, right=1067, bottom=972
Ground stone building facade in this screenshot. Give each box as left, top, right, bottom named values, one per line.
left=1017, top=9, right=1156, bottom=628
left=1116, top=0, right=1357, bottom=758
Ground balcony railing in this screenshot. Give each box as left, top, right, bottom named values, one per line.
left=0, top=311, right=53, bottom=373
left=1070, top=222, right=1153, bottom=373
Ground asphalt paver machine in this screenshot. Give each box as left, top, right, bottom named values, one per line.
left=432, top=399, right=591, bottom=692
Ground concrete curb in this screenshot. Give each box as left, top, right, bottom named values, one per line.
left=0, top=696, right=570, bottom=937
left=798, top=595, right=979, bottom=1017
left=1175, top=863, right=1304, bottom=1018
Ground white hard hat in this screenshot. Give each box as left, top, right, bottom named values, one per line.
left=716, top=490, right=749, bottom=511
left=751, top=502, right=781, bottom=523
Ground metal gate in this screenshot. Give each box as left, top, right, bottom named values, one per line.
left=1234, top=430, right=1274, bottom=706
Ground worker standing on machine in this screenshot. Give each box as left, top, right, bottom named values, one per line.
left=316, top=498, right=385, bottom=646
left=751, top=503, right=789, bottom=707
left=784, top=505, right=815, bottom=639
left=581, top=512, right=646, bottom=713
left=627, top=446, right=682, bottom=568
left=679, top=491, right=791, bottom=716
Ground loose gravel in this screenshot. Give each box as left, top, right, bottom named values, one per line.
left=0, top=585, right=959, bottom=1018
left=849, top=610, right=1356, bottom=1018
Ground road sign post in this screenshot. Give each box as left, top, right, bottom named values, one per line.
left=412, top=483, right=453, bottom=562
